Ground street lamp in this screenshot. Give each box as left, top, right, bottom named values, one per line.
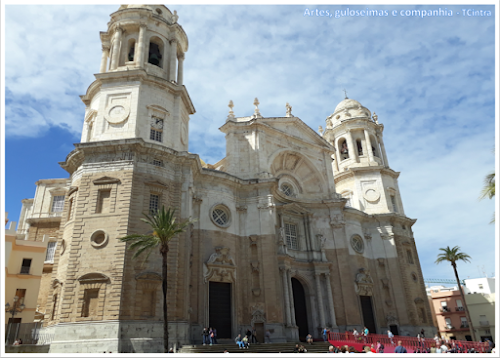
left=5, top=296, right=25, bottom=344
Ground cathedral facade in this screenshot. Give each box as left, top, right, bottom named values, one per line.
left=15, top=5, right=434, bottom=353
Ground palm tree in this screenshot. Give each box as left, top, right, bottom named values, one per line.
left=480, top=171, right=495, bottom=223
left=119, top=206, right=193, bottom=353
left=435, top=246, right=476, bottom=341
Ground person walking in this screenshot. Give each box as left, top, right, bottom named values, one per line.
left=387, top=330, right=394, bottom=345
left=265, top=330, right=271, bottom=343
left=394, top=341, right=407, bottom=353
left=363, top=326, right=369, bottom=343
left=251, top=327, right=258, bottom=344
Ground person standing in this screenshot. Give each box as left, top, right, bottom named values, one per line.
left=202, top=327, right=209, bottom=345
left=363, top=326, right=369, bottom=343
left=323, top=327, right=328, bottom=342
left=353, top=328, right=360, bottom=341
left=394, top=341, right=407, bottom=353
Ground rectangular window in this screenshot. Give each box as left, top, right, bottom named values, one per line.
left=149, top=194, right=161, bottom=214
left=152, top=159, right=164, bottom=167
left=96, top=189, right=111, bottom=214
left=406, top=250, right=414, bottom=264
left=20, top=259, right=32, bottom=274
left=82, top=288, right=99, bottom=317
left=15, top=289, right=26, bottom=305
left=445, top=317, right=452, bottom=328
left=150, top=117, right=164, bottom=143
left=456, top=299, right=462, bottom=307
left=51, top=195, right=65, bottom=212
left=460, top=317, right=468, bottom=327
left=284, top=223, right=298, bottom=250
left=141, top=289, right=156, bottom=317
left=150, top=128, right=163, bottom=142
left=390, top=195, right=398, bottom=213
left=45, top=242, right=57, bottom=263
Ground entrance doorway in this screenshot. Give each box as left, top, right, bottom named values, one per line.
left=360, top=295, right=376, bottom=334
left=389, top=325, right=399, bottom=336
left=291, top=278, right=309, bottom=341
left=209, top=282, right=232, bottom=338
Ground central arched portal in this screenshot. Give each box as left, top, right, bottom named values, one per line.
left=291, top=278, right=309, bottom=341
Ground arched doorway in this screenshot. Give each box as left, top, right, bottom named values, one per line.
left=291, top=278, right=309, bottom=341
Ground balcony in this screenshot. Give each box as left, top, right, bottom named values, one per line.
left=479, top=320, right=490, bottom=327
left=439, top=306, right=453, bottom=314
left=455, top=306, right=465, bottom=312
left=460, top=322, right=469, bottom=328
left=25, top=212, right=62, bottom=224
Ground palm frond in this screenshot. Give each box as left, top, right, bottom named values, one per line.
left=435, top=246, right=471, bottom=265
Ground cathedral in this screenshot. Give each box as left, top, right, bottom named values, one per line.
left=15, top=5, right=434, bottom=353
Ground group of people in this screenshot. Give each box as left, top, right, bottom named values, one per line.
left=201, top=327, right=218, bottom=345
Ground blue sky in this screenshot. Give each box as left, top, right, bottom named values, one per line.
left=3, top=3, right=497, bottom=283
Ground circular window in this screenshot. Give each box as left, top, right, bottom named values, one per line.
left=90, top=230, right=108, bottom=248
left=411, top=272, right=418, bottom=282
left=210, top=205, right=231, bottom=228
left=281, top=184, right=293, bottom=197
left=350, top=235, right=364, bottom=254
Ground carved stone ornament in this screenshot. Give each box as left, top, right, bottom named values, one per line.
left=385, top=299, right=393, bottom=307
left=250, top=261, right=260, bottom=273
left=251, top=304, right=266, bottom=324
left=252, top=288, right=261, bottom=297
left=377, top=258, right=385, bottom=267
left=330, top=215, right=345, bottom=229
left=414, top=297, right=424, bottom=304
left=386, top=312, right=398, bottom=325
left=203, top=247, right=236, bottom=283
left=316, top=234, right=327, bottom=248
left=355, top=268, right=374, bottom=296
left=363, top=231, right=372, bottom=240
left=104, top=103, right=130, bottom=124
left=249, top=235, right=258, bottom=246
left=380, top=278, right=389, bottom=289
left=377, top=226, right=394, bottom=240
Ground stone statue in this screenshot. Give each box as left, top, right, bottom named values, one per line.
left=326, top=118, right=333, bottom=129
left=355, top=268, right=373, bottom=284
left=172, top=10, right=179, bottom=24
left=318, top=126, right=323, bottom=135
left=372, top=112, right=379, bottom=124
left=286, top=102, right=292, bottom=117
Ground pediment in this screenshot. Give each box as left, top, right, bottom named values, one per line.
left=145, top=180, right=169, bottom=190
left=279, top=202, right=312, bottom=215
left=260, top=117, right=333, bottom=149
left=77, top=272, right=109, bottom=282
left=93, top=176, right=121, bottom=185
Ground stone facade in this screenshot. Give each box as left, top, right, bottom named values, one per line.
left=15, top=5, right=435, bottom=353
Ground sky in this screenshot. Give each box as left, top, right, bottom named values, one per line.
left=3, top=3, right=498, bottom=284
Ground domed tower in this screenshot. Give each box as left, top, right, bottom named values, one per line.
left=80, top=5, right=194, bottom=150
left=322, top=98, right=403, bottom=216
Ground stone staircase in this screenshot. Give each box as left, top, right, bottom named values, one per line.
left=178, top=341, right=331, bottom=354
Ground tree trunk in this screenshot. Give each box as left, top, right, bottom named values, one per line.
left=452, top=262, right=477, bottom=341
left=162, top=245, right=169, bottom=353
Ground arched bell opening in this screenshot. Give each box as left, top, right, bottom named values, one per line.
left=369, top=135, right=379, bottom=157
left=338, top=138, right=349, bottom=160
left=356, top=139, right=363, bottom=156
left=148, top=37, right=164, bottom=67
left=128, top=38, right=136, bottom=62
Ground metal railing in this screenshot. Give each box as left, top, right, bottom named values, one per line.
left=479, top=320, right=490, bottom=326
left=327, top=331, right=488, bottom=353
left=4, top=322, right=53, bottom=345
left=455, top=306, right=465, bottom=312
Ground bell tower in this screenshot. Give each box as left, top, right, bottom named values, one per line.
left=79, top=5, right=195, bottom=151
left=322, top=98, right=403, bottom=215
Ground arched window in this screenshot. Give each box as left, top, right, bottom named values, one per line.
left=148, top=37, right=164, bottom=68
left=369, top=135, right=379, bottom=157
left=281, top=183, right=293, bottom=197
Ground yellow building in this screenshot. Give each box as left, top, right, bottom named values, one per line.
left=5, top=213, right=48, bottom=325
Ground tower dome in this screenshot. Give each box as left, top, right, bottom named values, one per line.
left=334, top=98, right=364, bottom=113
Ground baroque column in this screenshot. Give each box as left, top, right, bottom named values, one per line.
left=364, top=129, right=374, bottom=163
left=287, top=269, right=296, bottom=326
left=315, top=273, right=326, bottom=329
left=177, top=53, right=185, bottom=86
left=109, top=27, right=122, bottom=70
left=280, top=267, right=292, bottom=326
left=169, top=39, right=177, bottom=82
left=324, top=273, right=337, bottom=327
left=378, top=134, right=389, bottom=167
left=346, top=130, right=359, bottom=163
left=99, top=46, right=110, bottom=73
left=136, top=24, right=147, bottom=68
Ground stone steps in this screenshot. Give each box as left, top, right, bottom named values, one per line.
left=179, top=341, right=331, bottom=354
